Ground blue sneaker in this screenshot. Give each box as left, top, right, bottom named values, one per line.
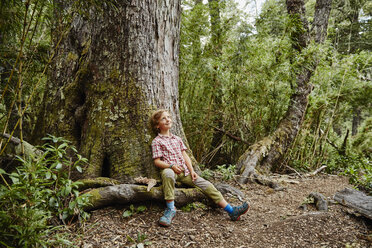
left=159, top=208, right=176, bottom=227
left=229, top=202, right=250, bottom=221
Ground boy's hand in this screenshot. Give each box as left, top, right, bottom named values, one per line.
left=191, top=171, right=198, bottom=181
left=172, top=164, right=184, bottom=174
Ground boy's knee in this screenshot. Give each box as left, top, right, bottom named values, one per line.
left=162, top=168, right=175, bottom=179
left=194, top=177, right=212, bottom=191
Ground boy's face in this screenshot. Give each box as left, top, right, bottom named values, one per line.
left=157, top=111, right=172, bottom=132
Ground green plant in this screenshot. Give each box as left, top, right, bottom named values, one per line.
left=216, top=164, right=236, bottom=181
left=0, top=135, right=90, bottom=247
left=200, top=168, right=214, bottom=180
left=126, top=232, right=152, bottom=246
left=339, top=154, right=372, bottom=195
left=180, top=202, right=207, bottom=212
left=122, top=204, right=147, bottom=218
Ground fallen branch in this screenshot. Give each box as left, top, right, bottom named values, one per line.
left=1, top=133, right=42, bottom=157
left=306, top=165, right=327, bottom=177
left=334, top=188, right=372, bottom=220
left=212, top=126, right=250, bottom=144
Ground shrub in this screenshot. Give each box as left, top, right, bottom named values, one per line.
left=0, top=135, right=91, bottom=247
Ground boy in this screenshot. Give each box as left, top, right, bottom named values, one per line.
left=151, top=109, right=250, bottom=227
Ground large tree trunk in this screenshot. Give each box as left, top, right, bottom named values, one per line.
left=236, top=0, right=332, bottom=183
left=33, top=0, right=188, bottom=183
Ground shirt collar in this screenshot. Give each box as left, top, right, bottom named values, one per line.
left=158, top=133, right=174, bottom=139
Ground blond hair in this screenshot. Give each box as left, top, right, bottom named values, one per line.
left=150, top=109, right=169, bottom=133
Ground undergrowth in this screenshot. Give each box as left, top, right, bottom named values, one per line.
left=0, top=135, right=91, bottom=247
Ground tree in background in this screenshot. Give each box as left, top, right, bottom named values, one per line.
left=328, top=0, right=371, bottom=54
left=236, top=0, right=333, bottom=182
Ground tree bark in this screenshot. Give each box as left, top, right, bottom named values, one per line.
left=236, top=0, right=332, bottom=183
left=334, top=187, right=372, bottom=220
left=33, top=0, right=189, bottom=183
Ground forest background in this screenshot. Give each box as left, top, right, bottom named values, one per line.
left=0, top=0, right=371, bottom=247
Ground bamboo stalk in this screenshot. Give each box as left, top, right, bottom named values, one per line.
left=0, top=29, right=67, bottom=157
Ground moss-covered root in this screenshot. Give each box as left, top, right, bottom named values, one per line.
left=76, top=177, right=121, bottom=191
left=236, top=136, right=274, bottom=184
left=82, top=184, right=215, bottom=211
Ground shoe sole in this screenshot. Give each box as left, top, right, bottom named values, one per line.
left=159, top=219, right=173, bottom=227
left=235, top=203, right=250, bottom=221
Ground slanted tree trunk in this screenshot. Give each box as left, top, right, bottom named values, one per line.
left=236, top=0, right=332, bottom=183
left=33, top=0, right=189, bottom=183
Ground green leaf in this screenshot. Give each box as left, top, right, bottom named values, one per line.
left=45, top=171, right=52, bottom=179
left=76, top=166, right=83, bottom=173
left=49, top=197, right=57, bottom=207
left=58, top=143, right=68, bottom=149
left=123, top=210, right=132, bottom=218
left=56, top=162, right=62, bottom=170
left=130, top=204, right=135, bottom=211
left=62, top=210, right=69, bottom=220
left=137, top=205, right=147, bottom=212
left=126, top=235, right=135, bottom=242
left=0, top=169, right=6, bottom=174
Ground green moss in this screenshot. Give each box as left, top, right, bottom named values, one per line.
left=77, top=177, right=120, bottom=190
left=87, top=188, right=102, bottom=206
left=67, top=52, right=79, bottom=62
left=81, top=38, right=91, bottom=56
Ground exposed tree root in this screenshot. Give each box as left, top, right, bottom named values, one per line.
left=83, top=184, right=211, bottom=211
left=238, top=171, right=285, bottom=191
left=80, top=177, right=247, bottom=211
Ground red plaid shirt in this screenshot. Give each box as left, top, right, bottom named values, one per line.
left=151, top=133, right=190, bottom=176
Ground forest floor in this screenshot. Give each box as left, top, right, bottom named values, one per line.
left=65, top=174, right=372, bottom=248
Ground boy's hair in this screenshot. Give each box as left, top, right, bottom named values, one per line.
left=150, top=109, right=169, bottom=133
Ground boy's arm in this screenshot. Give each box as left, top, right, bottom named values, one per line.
left=154, top=158, right=171, bottom=169
left=154, top=158, right=184, bottom=174
left=182, top=150, right=198, bottom=181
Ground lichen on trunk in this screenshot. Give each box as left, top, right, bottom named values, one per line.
left=35, top=1, right=188, bottom=183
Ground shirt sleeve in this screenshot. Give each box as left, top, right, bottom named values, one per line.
left=178, top=137, right=188, bottom=151
left=151, top=139, right=163, bottom=159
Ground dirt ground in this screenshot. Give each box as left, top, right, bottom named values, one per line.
left=66, top=175, right=372, bottom=248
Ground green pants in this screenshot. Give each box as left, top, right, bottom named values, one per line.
left=161, top=168, right=223, bottom=204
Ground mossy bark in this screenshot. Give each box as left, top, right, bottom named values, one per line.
left=33, top=1, right=190, bottom=183
left=83, top=184, right=211, bottom=211
left=81, top=181, right=246, bottom=211
left=236, top=0, right=332, bottom=183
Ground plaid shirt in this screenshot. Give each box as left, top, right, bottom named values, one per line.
left=151, top=133, right=190, bottom=176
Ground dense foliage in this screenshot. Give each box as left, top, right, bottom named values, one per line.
left=0, top=135, right=90, bottom=247
left=179, top=0, right=371, bottom=192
